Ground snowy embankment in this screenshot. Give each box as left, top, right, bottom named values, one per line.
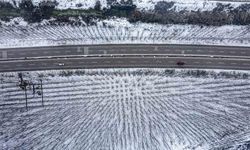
left=0, top=69, right=249, bottom=149
left=2, top=0, right=248, bottom=11
left=0, top=18, right=250, bottom=48
left=1, top=0, right=250, bottom=48
left=132, top=0, right=248, bottom=11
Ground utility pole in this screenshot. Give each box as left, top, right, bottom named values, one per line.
left=18, top=73, right=23, bottom=83
left=40, top=79, right=44, bottom=107
left=24, top=85, right=28, bottom=110
left=32, top=84, right=35, bottom=95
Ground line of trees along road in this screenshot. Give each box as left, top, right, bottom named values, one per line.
left=0, top=0, right=250, bottom=26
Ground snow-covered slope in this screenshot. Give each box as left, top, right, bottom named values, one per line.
left=0, top=18, right=250, bottom=48
left=133, top=0, right=248, bottom=11
left=0, top=69, right=250, bottom=149
left=2, top=0, right=108, bottom=9
left=1, top=0, right=249, bottom=11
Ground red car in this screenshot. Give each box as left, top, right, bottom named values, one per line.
left=177, top=61, right=185, bottom=66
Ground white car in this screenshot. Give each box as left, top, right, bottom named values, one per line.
left=58, top=63, right=65, bottom=66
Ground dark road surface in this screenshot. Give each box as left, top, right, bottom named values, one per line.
left=0, top=56, right=250, bottom=72
left=1, top=44, right=250, bottom=59
left=0, top=44, right=250, bottom=72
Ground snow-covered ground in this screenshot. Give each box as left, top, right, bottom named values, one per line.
left=0, top=18, right=250, bottom=48
left=2, top=0, right=108, bottom=9
left=132, top=0, right=249, bottom=11
left=1, top=0, right=249, bottom=11
left=0, top=68, right=249, bottom=149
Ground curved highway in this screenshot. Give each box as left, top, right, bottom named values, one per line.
left=0, top=44, right=250, bottom=72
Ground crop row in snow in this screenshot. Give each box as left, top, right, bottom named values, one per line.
left=0, top=68, right=250, bottom=149
left=0, top=18, right=250, bottom=48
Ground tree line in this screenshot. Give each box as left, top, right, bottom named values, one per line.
left=0, top=0, right=250, bottom=26
left=0, top=0, right=58, bottom=22
left=130, top=2, right=250, bottom=26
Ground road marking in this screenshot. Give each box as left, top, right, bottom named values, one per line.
left=31, top=51, right=38, bottom=55
left=231, top=62, right=237, bottom=65
left=229, top=51, right=236, bottom=54
left=119, top=49, right=126, bottom=52
left=218, top=62, right=225, bottom=64
left=84, top=47, right=89, bottom=55
left=16, top=64, right=23, bottom=67
left=41, top=63, right=47, bottom=66
left=1, top=65, right=9, bottom=68
left=207, top=61, right=212, bottom=64
left=77, top=47, right=82, bottom=53
left=2, top=51, right=7, bottom=59
left=104, top=50, right=107, bottom=55
left=7, top=53, right=14, bottom=56
left=154, top=47, right=158, bottom=51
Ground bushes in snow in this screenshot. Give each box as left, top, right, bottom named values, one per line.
left=154, top=1, right=175, bottom=14
left=0, top=0, right=250, bottom=25
left=0, top=1, right=15, bottom=9
left=1, top=0, right=59, bottom=23
left=94, top=0, right=102, bottom=11
left=19, top=0, right=58, bottom=22
left=104, top=3, right=136, bottom=18
left=130, top=2, right=250, bottom=26
left=0, top=1, right=18, bottom=21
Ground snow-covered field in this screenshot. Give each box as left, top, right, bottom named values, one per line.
left=1, top=0, right=249, bottom=11
left=0, top=18, right=250, bottom=48
left=0, top=69, right=250, bottom=150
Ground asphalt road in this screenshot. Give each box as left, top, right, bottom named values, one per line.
left=0, top=56, right=250, bottom=72
left=1, top=44, right=250, bottom=60
left=0, top=44, right=250, bottom=72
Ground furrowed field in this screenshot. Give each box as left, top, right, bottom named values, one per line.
left=0, top=69, right=249, bottom=149
left=1, top=21, right=250, bottom=48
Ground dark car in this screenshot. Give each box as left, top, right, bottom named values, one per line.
left=177, top=61, right=185, bottom=66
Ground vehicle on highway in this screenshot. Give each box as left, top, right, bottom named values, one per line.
left=58, top=63, right=65, bottom=66
left=177, top=61, right=185, bottom=66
